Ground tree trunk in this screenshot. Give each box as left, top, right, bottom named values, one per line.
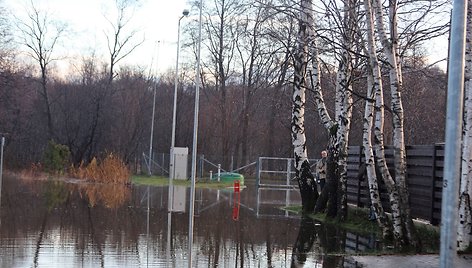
left=335, top=0, right=355, bottom=220
left=293, top=0, right=318, bottom=213
left=458, top=3, right=472, bottom=251
left=363, top=0, right=392, bottom=238
left=373, top=0, right=417, bottom=245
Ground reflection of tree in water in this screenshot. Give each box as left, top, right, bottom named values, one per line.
left=291, top=216, right=317, bottom=267
left=78, top=183, right=131, bottom=209
left=43, top=180, right=69, bottom=211
left=291, top=216, right=347, bottom=267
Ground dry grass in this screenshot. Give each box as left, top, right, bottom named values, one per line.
left=70, top=153, right=130, bottom=184
left=15, top=162, right=49, bottom=180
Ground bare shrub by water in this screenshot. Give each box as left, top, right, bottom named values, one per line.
left=70, top=153, right=130, bottom=184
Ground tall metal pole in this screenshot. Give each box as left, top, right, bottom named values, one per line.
left=440, top=1, right=468, bottom=267
left=170, top=10, right=189, bottom=180
left=188, top=0, right=203, bottom=267
left=147, top=41, right=161, bottom=176
left=148, top=86, right=157, bottom=176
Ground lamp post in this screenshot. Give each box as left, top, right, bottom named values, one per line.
left=188, top=0, right=203, bottom=267
left=170, top=9, right=190, bottom=180
left=148, top=86, right=156, bottom=176
left=147, top=41, right=161, bottom=176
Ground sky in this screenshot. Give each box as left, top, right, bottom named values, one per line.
left=3, top=0, right=449, bottom=77
left=4, top=0, right=194, bottom=77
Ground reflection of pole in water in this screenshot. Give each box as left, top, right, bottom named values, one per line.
left=0, top=137, right=4, bottom=225
left=166, top=183, right=173, bottom=267
left=146, top=186, right=150, bottom=267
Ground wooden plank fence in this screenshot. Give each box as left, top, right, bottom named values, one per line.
left=347, top=144, right=444, bottom=225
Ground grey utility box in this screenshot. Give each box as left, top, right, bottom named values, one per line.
left=171, top=147, right=188, bottom=180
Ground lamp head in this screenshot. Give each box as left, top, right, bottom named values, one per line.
left=182, top=9, right=189, bottom=16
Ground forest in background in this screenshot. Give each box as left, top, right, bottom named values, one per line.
left=0, top=0, right=448, bottom=170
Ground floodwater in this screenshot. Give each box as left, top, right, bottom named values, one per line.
left=0, top=175, right=380, bottom=267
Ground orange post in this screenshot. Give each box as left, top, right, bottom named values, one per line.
left=234, top=180, right=240, bottom=193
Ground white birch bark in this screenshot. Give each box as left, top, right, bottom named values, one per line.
left=370, top=0, right=404, bottom=244
left=293, top=0, right=310, bottom=173
left=372, top=67, right=404, bottom=243
left=292, top=0, right=317, bottom=212
left=363, top=0, right=391, bottom=237
left=373, top=0, right=416, bottom=245
left=309, top=0, right=354, bottom=220
left=309, top=6, right=334, bottom=130
left=458, top=3, right=472, bottom=251
left=335, top=0, right=356, bottom=221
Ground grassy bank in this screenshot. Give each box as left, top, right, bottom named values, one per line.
left=131, top=175, right=240, bottom=189
left=283, top=205, right=442, bottom=253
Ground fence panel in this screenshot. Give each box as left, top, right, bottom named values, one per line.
left=347, top=143, right=445, bottom=225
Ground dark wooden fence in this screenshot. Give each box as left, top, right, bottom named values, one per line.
left=346, top=144, right=445, bottom=225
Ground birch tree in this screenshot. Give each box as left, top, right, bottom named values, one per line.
left=362, top=0, right=391, bottom=238
left=293, top=0, right=318, bottom=212
left=458, top=3, right=472, bottom=251
left=309, top=0, right=356, bottom=221
left=372, top=0, right=417, bottom=246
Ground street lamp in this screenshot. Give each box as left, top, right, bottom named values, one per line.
left=188, top=1, right=203, bottom=267
left=170, top=9, right=190, bottom=180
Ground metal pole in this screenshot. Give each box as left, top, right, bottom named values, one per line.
left=148, top=87, right=157, bottom=176
left=170, top=10, right=189, bottom=180
left=188, top=0, right=203, bottom=267
left=440, top=1, right=468, bottom=267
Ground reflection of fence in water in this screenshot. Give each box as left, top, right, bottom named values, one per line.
left=256, top=187, right=301, bottom=218
left=344, top=232, right=379, bottom=253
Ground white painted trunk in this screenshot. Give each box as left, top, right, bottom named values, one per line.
left=458, top=3, right=472, bottom=251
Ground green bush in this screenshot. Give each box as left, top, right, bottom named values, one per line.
left=43, top=140, right=70, bottom=174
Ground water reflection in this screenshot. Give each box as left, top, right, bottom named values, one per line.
left=0, top=176, right=378, bottom=267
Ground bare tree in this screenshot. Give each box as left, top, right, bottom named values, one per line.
left=15, top=1, right=66, bottom=139
left=104, top=0, right=144, bottom=83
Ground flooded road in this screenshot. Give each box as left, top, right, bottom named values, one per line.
left=0, top=175, right=379, bottom=267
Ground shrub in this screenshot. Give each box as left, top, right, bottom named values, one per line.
left=70, top=153, right=130, bottom=184
left=43, top=140, right=70, bottom=174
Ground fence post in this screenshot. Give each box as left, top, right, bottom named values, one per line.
left=357, top=146, right=362, bottom=207
left=199, top=154, right=204, bottom=180
left=230, top=155, right=234, bottom=172
left=286, top=158, right=291, bottom=186
left=430, top=144, right=439, bottom=224
left=256, top=157, right=261, bottom=188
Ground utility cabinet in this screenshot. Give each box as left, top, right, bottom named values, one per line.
left=171, top=147, right=188, bottom=180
